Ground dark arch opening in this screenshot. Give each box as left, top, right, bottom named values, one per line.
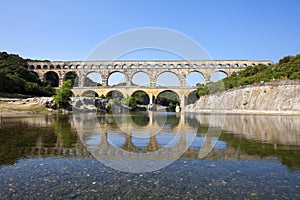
left=187, top=90, right=199, bottom=105
left=64, top=71, right=78, bottom=87
left=106, top=90, right=124, bottom=100
left=156, top=90, right=179, bottom=112
left=81, top=90, right=99, bottom=97
left=44, top=71, right=59, bottom=87
left=131, top=90, right=150, bottom=105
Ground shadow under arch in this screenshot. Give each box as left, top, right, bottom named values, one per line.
left=156, top=90, right=180, bottom=112
left=81, top=90, right=99, bottom=97
left=131, top=90, right=150, bottom=105
left=44, top=71, right=59, bottom=87
left=187, top=90, right=199, bottom=105
left=64, top=71, right=79, bottom=87
left=106, top=90, right=124, bottom=99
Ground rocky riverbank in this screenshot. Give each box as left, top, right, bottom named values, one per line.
left=185, top=81, right=300, bottom=115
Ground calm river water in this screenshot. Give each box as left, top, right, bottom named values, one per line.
left=0, top=112, right=299, bottom=199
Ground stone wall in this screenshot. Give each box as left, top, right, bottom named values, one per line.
left=185, top=81, right=300, bottom=114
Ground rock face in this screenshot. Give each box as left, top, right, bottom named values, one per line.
left=185, top=81, right=300, bottom=114
left=28, top=97, right=57, bottom=110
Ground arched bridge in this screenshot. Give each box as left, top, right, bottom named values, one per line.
left=27, top=60, right=272, bottom=109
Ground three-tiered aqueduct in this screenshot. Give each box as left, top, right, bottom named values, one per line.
left=28, top=60, right=272, bottom=109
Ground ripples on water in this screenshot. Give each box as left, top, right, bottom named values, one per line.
left=0, top=113, right=299, bottom=199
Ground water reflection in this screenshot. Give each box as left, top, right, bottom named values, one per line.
left=0, top=113, right=299, bottom=169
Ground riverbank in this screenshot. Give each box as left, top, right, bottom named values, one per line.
left=0, top=99, right=49, bottom=114
left=185, top=80, right=300, bottom=115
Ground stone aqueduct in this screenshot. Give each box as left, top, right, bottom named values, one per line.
left=28, top=60, right=272, bottom=109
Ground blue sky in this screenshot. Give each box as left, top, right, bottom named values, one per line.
left=1, top=0, right=300, bottom=62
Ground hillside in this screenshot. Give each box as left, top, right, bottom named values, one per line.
left=0, top=52, right=54, bottom=96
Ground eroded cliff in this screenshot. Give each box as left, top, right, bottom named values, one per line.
left=185, top=81, right=300, bottom=114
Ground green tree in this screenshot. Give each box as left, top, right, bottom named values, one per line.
left=54, top=80, right=73, bottom=109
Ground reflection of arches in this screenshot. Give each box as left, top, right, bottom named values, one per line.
left=130, top=113, right=149, bottom=126
left=106, top=90, right=124, bottom=99
left=81, top=90, right=99, bottom=97
left=156, top=113, right=180, bottom=128
left=131, top=90, right=150, bottom=105
left=187, top=90, right=199, bottom=105
left=210, top=71, right=228, bottom=82
left=44, top=71, right=59, bottom=87
left=186, top=71, right=205, bottom=86
left=107, top=71, right=126, bottom=86
left=131, top=71, right=150, bottom=86
left=156, top=71, right=180, bottom=86
left=85, top=72, right=102, bottom=87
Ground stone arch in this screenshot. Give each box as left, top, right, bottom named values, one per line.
left=81, top=90, right=99, bottom=97
left=156, top=71, right=180, bottom=86
left=200, top=64, right=205, bottom=69
left=233, top=64, right=239, bottom=68
left=242, top=64, right=247, bottom=68
left=85, top=72, right=102, bottom=87
left=187, top=90, right=199, bottom=105
left=44, top=71, right=59, bottom=87
left=29, top=65, right=35, bottom=70
left=106, top=90, right=124, bottom=99
left=64, top=71, right=78, bottom=87
left=49, top=65, right=55, bottom=69
left=56, top=65, right=61, bottom=69
left=186, top=71, right=205, bottom=86
left=131, top=71, right=151, bottom=86
left=130, top=64, right=136, bottom=69
left=63, top=65, right=69, bottom=69
left=107, top=71, right=126, bottom=86
left=156, top=90, right=180, bottom=110
left=36, top=65, right=41, bottom=69
left=131, top=90, right=150, bottom=105
left=210, top=70, right=228, bottom=82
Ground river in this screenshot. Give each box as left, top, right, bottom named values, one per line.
left=0, top=112, right=299, bottom=199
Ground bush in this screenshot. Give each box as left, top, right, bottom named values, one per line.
left=54, top=80, right=73, bottom=109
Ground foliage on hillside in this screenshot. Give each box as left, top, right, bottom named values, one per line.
left=196, top=54, right=300, bottom=97
left=0, top=52, right=54, bottom=96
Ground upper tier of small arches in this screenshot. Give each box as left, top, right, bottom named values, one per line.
left=27, top=60, right=273, bottom=70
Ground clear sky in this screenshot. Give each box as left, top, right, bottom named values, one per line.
left=1, top=0, right=300, bottom=62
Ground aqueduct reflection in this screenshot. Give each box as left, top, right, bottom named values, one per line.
left=12, top=113, right=300, bottom=169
